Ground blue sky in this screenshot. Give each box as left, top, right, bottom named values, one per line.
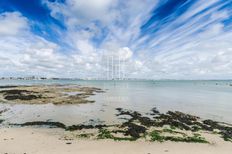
left=0, top=0, right=232, bottom=79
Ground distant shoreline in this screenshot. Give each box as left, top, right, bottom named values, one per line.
left=1, top=77, right=232, bottom=81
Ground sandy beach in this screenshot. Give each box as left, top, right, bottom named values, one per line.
left=0, top=127, right=231, bottom=154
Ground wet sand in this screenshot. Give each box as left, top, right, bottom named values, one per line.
left=0, top=127, right=231, bottom=154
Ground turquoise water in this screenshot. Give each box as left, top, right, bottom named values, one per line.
left=0, top=80, right=232, bottom=125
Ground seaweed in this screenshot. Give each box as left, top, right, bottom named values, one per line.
left=0, top=85, right=105, bottom=105
left=150, top=130, right=165, bottom=142
left=66, top=124, right=107, bottom=131
left=0, top=86, right=18, bottom=89
left=12, top=121, right=66, bottom=129
left=97, top=129, right=136, bottom=141
left=122, top=122, right=146, bottom=139
left=97, top=129, right=114, bottom=139
left=115, top=108, right=232, bottom=142
left=0, top=89, right=41, bottom=100
left=8, top=107, right=232, bottom=143
left=78, top=133, right=94, bottom=139
left=150, top=130, right=208, bottom=143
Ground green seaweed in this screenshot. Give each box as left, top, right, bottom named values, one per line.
left=164, top=136, right=208, bottom=143
left=163, top=128, right=185, bottom=135
left=150, top=130, right=208, bottom=143
left=150, top=130, right=165, bottom=142
left=170, top=125, right=176, bottom=130
left=192, top=125, right=201, bottom=132
left=98, top=129, right=114, bottom=139
left=193, top=133, right=201, bottom=137
left=78, top=133, right=94, bottom=138
left=223, top=136, right=232, bottom=142
left=113, top=136, right=136, bottom=141
left=97, top=129, right=136, bottom=141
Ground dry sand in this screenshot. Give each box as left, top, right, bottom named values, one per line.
left=0, top=127, right=231, bottom=154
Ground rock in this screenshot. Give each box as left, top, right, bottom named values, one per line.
left=0, top=89, right=32, bottom=95
left=138, top=116, right=154, bottom=127
left=66, top=125, right=94, bottom=131
left=0, top=109, right=8, bottom=115
left=220, top=129, right=232, bottom=141
left=203, top=120, right=218, bottom=128
left=192, top=121, right=213, bottom=131
left=162, top=119, right=191, bottom=130
left=117, top=109, right=142, bottom=120
left=4, top=94, right=41, bottom=100
left=124, top=123, right=146, bottom=139
left=0, top=119, right=4, bottom=124
left=150, top=107, right=160, bottom=115
left=203, top=120, right=232, bottom=141
left=0, top=85, right=104, bottom=105
left=0, top=89, right=41, bottom=100
left=0, top=86, right=18, bottom=89
left=12, top=121, right=66, bottom=129
left=66, top=124, right=107, bottom=131
left=167, top=111, right=199, bottom=123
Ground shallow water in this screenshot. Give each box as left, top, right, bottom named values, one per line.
left=0, top=80, right=232, bottom=125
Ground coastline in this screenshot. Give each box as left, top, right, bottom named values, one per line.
left=0, top=127, right=231, bottom=154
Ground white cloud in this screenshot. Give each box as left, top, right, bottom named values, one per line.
left=45, top=0, right=117, bottom=27
left=0, top=12, right=28, bottom=36
left=118, top=47, right=133, bottom=60
left=136, top=24, right=232, bottom=79
left=0, top=12, right=68, bottom=77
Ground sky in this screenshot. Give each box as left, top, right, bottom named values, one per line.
left=0, top=0, right=232, bottom=79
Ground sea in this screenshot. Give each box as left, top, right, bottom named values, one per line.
left=0, top=79, right=232, bottom=125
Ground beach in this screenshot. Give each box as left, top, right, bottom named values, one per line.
left=0, top=80, right=232, bottom=154
left=0, top=127, right=231, bottom=154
